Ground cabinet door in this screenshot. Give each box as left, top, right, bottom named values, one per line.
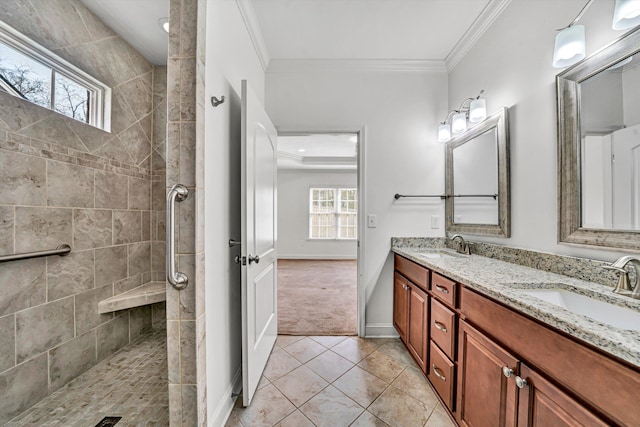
left=406, top=282, right=428, bottom=372
left=516, top=364, right=609, bottom=427
left=393, top=272, right=409, bottom=341
left=457, top=320, right=519, bottom=427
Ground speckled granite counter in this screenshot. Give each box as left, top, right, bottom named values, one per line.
left=392, top=238, right=640, bottom=368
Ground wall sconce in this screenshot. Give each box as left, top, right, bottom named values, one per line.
left=612, top=0, right=640, bottom=30
left=438, top=90, right=486, bottom=143
left=552, top=0, right=593, bottom=68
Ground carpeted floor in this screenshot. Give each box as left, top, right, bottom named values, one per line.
left=278, top=259, right=357, bottom=336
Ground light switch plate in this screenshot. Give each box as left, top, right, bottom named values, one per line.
left=431, top=215, right=440, bottom=229
left=367, top=214, right=377, bottom=228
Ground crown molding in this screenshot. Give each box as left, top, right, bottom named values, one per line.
left=445, top=0, right=513, bottom=72
left=267, top=59, right=447, bottom=74
left=235, top=0, right=271, bottom=71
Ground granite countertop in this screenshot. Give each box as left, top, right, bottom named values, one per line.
left=392, top=243, right=640, bottom=368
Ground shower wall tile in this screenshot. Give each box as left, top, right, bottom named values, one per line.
left=75, top=284, right=113, bottom=335
left=0, top=314, right=15, bottom=373
left=177, top=254, right=196, bottom=319
left=130, top=305, right=152, bottom=340
left=47, top=249, right=95, bottom=301
left=142, top=210, right=151, bottom=241
left=0, top=149, right=46, bottom=206
left=167, top=320, right=180, bottom=384
left=152, top=302, right=166, bottom=330
left=114, top=274, right=143, bottom=295
left=95, top=245, right=128, bottom=286
left=128, top=176, right=150, bottom=210
left=0, top=258, right=46, bottom=317
left=16, top=296, right=75, bottom=363
left=48, top=330, right=96, bottom=391
left=0, top=353, right=48, bottom=425
left=14, top=207, right=72, bottom=253
left=178, top=190, right=196, bottom=254
left=96, top=314, right=130, bottom=362
left=179, top=122, right=196, bottom=187
left=0, top=205, right=14, bottom=256
left=113, top=210, right=142, bottom=244
left=46, top=161, right=94, bottom=208
left=73, top=208, right=112, bottom=250
left=152, top=242, right=166, bottom=273
left=179, top=58, right=197, bottom=122
left=168, top=383, right=183, bottom=426
left=129, top=241, right=151, bottom=277
left=95, top=171, right=128, bottom=209
left=180, top=320, right=196, bottom=384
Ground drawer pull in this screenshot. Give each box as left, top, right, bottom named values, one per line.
left=434, top=284, right=449, bottom=294
left=432, top=365, right=447, bottom=382
left=434, top=321, right=448, bottom=333
left=502, top=366, right=514, bottom=378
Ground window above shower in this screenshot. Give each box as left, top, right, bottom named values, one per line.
left=0, top=21, right=111, bottom=131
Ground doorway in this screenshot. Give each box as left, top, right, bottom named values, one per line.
left=276, top=133, right=361, bottom=336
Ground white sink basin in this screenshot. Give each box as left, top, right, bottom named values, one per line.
left=416, top=249, right=468, bottom=259
left=521, top=289, right=640, bottom=331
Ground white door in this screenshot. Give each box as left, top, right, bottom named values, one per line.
left=240, top=80, right=278, bottom=406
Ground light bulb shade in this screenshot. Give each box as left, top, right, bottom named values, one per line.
left=438, top=123, right=451, bottom=142
left=552, top=25, right=586, bottom=68
left=612, top=0, right=640, bottom=30
left=469, top=98, right=487, bottom=123
left=452, top=113, right=467, bottom=134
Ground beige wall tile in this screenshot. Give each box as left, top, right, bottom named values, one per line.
left=47, top=249, right=94, bottom=300
left=152, top=241, right=165, bottom=273
left=114, top=274, right=142, bottom=294
left=179, top=122, right=196, bottom=187
left=128, top=241, right=151, bottom=277
left=0, top=258, right=46, bottom=317
left=73, top=209, right=112, bottom=250
left=95, top=245, right=128, bottom=286
left=129, top=305, right=152, bottom=339
left=119, top=123, right=151, bottom=166
left=177, top=254, right=195, bottom=319
left=182, top=384, right=198, bottom=426
left=46, top=161, right=94, bottom=208
left=180, top=58, right=197, bottom=122
left=15, top=207, right=72, bottom=253
left=16, top=296, right=75, bottom=363
left=0, top=150, right=46, bottom=206
left=96, top=314, right=129, bottom=362
left=167, top=319, right=180, bottom=384
left=151, top=302, right=166, bottom=330
left=0, top=205, right=14, bottom=256
left=0, top=353, right=48, bottom=425
left=48, top=330, right=96, bottom=391
left=142, top=210, right=151, bottom=241
left=75, top=284, right=113, bottom=335
left=181, top=320, right=196, bottom=384
left=0, top=314, right=15, bottom=372
left=113, top=210, right=142, bottom=244
left=128, top=177, right=151, bottom=210
left=95, top=171, right=128, bottom=209
left=178, top=190, right=196, bottom=254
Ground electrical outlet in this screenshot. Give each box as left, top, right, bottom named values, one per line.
left=367, top=214, right=377, bottom=228
left=431, top=215, right=440, bottom=229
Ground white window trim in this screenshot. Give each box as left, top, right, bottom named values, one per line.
left=0, top=20, right=111, bottom=131
left=308, top=186, right=358, bottom=240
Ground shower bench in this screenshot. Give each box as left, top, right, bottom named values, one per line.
left=98, top=282, right=166, bottom=313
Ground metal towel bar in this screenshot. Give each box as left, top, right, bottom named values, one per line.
left=0, top=244, right=71, bottom=263
left=166, top=184, right=189, bottom=290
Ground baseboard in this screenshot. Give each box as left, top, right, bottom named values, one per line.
left=365, top=323, right=399, bottom=338
left=278, top=254, right=357, bottom=260
left=209, top=367, right=242, bottom=427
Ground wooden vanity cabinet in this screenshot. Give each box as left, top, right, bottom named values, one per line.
left=393, top=272, right=409, bottom=341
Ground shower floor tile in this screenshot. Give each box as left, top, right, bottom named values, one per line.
left=7, top=329, right=168, bottom=426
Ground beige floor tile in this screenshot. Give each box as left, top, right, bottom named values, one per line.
left=263, top=348, right=302, bottom=381
left=235, top=384, right=296, bottom=426
left=376, top=340, right=415, bottom=366
left=357, top=350, right=405, bottom=383
left=309, top=335, right=349, bottom=348
left=305, top=350, right=354, bottom=382
left=333, top=366, right=388, bottom=408
left=299, top=385, right=363, bottom=427
left=273, top=365, right=329, bottom=407
left=391, top=366, right=440, bottom=408
left=224, top=408, right=245, bottom=426
left=425, top=403, right=456, bottom=427
left=275, top=409, right=315, bottom=427
left=284, top=337, right=327, bottom=363
left=276, top=335, right=305, bottom=349
left=257, top=375, right=271, bottom=391
left=331, top=337, right=378, bottom=364
left=368, top=386, right=430, bottom=427
left=351, top=410, right=390, bottom=427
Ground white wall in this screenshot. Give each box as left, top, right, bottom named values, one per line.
left=203, top=1, right=265, bottom=425
left=448, top=0, right=633, bottom=262
left=278, top=169, right=357, bottom=259
left=266, top=64, right=448, bottom=336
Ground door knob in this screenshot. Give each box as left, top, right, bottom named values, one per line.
left=248, top=254, right=260, bottom=264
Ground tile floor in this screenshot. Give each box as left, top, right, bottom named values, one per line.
left=6, top=329, right=168, bottom=426
left=226, top=335, right=456, bottom=427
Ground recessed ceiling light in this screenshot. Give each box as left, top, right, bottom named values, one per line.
left=158, top=17, right=169, bottom=34
left=298, top=148, right=306, bottom=153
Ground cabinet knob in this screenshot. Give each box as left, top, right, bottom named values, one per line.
left=502, top=366, right=514, bottom=378
left=515, top=376, right=528, bottom=389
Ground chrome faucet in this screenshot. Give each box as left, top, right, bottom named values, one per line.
left=602, top=256, right=640, bottom=298
left=450, top=234, right=470, bottom=255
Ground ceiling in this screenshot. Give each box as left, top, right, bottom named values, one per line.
left=78, top=0, right=507, bottom=67
left=278, top=134, right=358, bottom=170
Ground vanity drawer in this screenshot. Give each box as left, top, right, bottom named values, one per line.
left=430, top=298, right=456, bottom=359
left=429, top=340, right=455, bottom=410
left=431, top=272, right=456, bottom=307
left=395, top=254, right=429, bottom=291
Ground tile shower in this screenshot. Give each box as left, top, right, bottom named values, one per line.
left=0, top=0, right=169, bottom=423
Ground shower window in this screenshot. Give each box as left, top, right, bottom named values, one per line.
left=309, top=187, right=357, bottom=240
left=0, top=22, right=110, bottom=130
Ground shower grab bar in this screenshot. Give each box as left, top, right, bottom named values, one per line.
left=0, top=244, right=71, bottom=263
left=166, top=184, right=189, bottom=290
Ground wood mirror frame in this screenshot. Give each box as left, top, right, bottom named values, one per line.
left=557, top=28, right=640, bottom=252
left=445, top=107, right=510, bottom=237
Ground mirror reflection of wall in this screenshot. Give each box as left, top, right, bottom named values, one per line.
left=452, top=128, right=499, bottom=225
left=580, top=54, right=640, bottom=231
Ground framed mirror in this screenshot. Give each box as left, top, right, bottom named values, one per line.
left=558, top=27, right=640, bottom=251
left=445, top=107, right=510, bottom=237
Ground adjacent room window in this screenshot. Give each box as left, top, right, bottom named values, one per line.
left=309, top=187, right=358, bottom=239
left=0, top=22, right=110, bottom=130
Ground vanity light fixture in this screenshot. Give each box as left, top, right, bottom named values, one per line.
left=438, top=90, right=486, bottom=142
left=612, top=0, right=640, bottom=30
